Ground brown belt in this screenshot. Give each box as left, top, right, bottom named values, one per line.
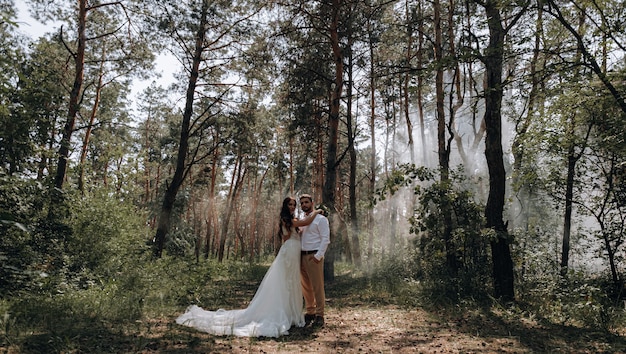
left=301, top=250, right=317, bottom=255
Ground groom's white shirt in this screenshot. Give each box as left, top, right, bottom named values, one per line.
left=300, top=213, right=330, bottom=261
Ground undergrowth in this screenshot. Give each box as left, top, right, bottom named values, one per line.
left=1, top=183, right=624, bottom=352
left=2, top=253, right=626, bottom=353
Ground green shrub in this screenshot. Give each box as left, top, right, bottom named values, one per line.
left=0, top=176, right=49, bottom=296
left=376, top=165, right=491, bottom=304
left=518, top=261, right=626, bottom=332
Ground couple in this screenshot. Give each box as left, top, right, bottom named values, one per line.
left=175, top=194, right=330, bottom=337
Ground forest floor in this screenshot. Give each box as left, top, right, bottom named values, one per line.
left=139, top=303, right=626, bottom=354
left=137, top=274, right=626, bottom=354
left=6, top=270, right=626, bottom=353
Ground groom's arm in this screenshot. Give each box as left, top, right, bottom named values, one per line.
left=314, top=217, right=331, bottom=261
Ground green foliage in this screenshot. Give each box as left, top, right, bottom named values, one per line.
left=519, top=266, right=625, bottom=332
left=366, top=251, right=423, bottom=308
left=0, top=10, right=28, bottom=176
left=5, top=275, right=147, bottom=352
left=515, top=223, right=625, bottom=332
left=0, top=183, right=155, bottom=351
left=375, top=164, right=491, bottom=304
left=66, top=189, right=150, bottom=279
left=373, top=164, right=434, bottom=205
left=0, top=175, right=48, bottom=295
left=1, top=36, right=69, bottom=177
left=2, top=254, right=279, bottom=352
left=163, top=222, right=196, bottom=257
left=0, top=175, right=151, bottom=296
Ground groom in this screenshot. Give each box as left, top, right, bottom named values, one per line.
left=299, top=194, right=330, bottom=328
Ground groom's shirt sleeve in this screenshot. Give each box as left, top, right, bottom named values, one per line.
left=315, top=217, right=331, bottom=261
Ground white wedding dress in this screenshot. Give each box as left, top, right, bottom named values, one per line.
left=175, top=226, right=304, bottom=337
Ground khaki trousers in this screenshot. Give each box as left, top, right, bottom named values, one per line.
left=300, top=254, right=325, bottom=317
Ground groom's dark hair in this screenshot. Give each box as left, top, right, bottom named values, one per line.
left=299, top=194, right=313, bottom=202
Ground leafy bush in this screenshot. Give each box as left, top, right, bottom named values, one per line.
left=519, top=263, right=625, bottom=332
left=375, top=164, right=491, bottom=304
left=0, top=175, right=49, bottom=296
left=66, top=189, right=149, bottom=279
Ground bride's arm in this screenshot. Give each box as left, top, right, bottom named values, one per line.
left=292, top=209, right=323, bottom=227
left=280, top=220, right=291, bottom=241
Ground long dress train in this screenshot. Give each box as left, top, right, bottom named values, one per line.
left=175, top=227, right=304, bottom=337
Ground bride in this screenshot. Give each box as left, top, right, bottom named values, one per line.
left=175, top=197, right=323, bottom=337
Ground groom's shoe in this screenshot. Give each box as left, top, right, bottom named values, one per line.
left=311, top=316, right=324, bottom=328
left=304, top=314, right=316, bottom=327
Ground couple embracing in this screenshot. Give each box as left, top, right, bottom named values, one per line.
left=176, top=194, right=330, bottom=337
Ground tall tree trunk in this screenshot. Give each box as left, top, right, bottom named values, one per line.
left=447, top=0, right=467, bottom=168
left=482, top=0, right=515, bottom=302
left=219, top=155, right=245, bottom=262
left=403, top=0, right=415, bottom=164
left=219, top=160, right=235, bottom=262
left=234, top=197, right=245, bottom=259
left=367, top=19, right=377, bottom=262
left=204, top=145, right=219, bottom=259
left=78, top=45, right=106, bottom=193
left=289, top=135, right=294, bottom=195
left=416, top=0, right=427, bottom=166
left=322, top=0, right=344, bottom=282
left=345, top=27, right=361, bottom=266
left=153, top=1, right=208, bottom=257
left=249, top=168, right=268, bottom=261
left=433, top=0, right=448, bottom=180
left=561, top=121, right=592, bottom=274
left=53, top=0, right=88, bottom=191
left=143, top=110, right=153, bottom=205
left=194, top=198, right=202, bottom=263
left=433, top=0, right=456, bottom=273
left=315, top=103, right=325, bottom=202
left=560, top=150, right=576, bottom=274
left=560, top=7, right=586, bottom=276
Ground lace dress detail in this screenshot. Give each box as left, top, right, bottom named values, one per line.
left=175, top=226, right=304, bottom=337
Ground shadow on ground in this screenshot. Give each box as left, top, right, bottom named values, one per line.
left=7, top=270, right=626, bottom=353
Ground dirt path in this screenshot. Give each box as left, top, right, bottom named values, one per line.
left=142, top=303, right=625, bottom=353
left=86, top=270, right=625, bottom=353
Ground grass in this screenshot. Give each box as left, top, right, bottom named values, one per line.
left=1, top=258, right=626, bottom=353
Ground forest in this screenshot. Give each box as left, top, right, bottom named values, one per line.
left=1, top=0, right=626, bottom=352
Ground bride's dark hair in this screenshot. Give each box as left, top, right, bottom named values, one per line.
left=278, top=197, right=296, bottom=239
left=280, top=197, right=295, bottom=226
